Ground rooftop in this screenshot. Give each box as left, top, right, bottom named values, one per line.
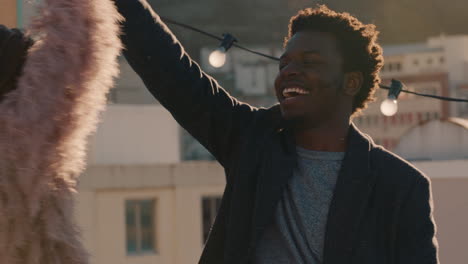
left=382, top=43, right=442, bottom=56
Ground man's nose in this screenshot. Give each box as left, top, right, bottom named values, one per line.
left=280, top=63, right=300, bottom=78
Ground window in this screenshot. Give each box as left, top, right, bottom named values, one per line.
left=399, top=113, right=405, bottom=124
left=408, top=112, right=414, bottom=123
left=425, top=112, right=432, bottom=121
left=202, top=196, right=222, bottom=243
left=235, top=64, right=268, bottom=95
left=126, top=199, right=156, bottom=255
left=384, top=62, right=402, bottom=72
left=395, top=62, right=402, bottom=71
left=388, top=63, right=393, bottom=72
left=417, top=85, right=439, bottom=96
left=383, top=116, right=388, bottom=125
left=182, top=129, right=215, bottom=161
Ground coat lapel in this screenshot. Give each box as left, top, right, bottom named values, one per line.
left=250, top=116, right=376, bottom=263
left=323, top=123, right=376, bottom=264
left=250, top=112, right=296, bottom=250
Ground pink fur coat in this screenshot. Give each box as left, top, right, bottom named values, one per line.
left=0, top=0, right=121, bottom=263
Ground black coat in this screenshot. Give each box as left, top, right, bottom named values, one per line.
left=114, top=1, right=439, bottom=263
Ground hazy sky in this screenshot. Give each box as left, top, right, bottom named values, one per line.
left=150, top=0, right=468, bottom=45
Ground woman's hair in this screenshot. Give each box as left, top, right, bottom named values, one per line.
left=0, top=25, right=34, bottom=101
left=285, top=5, right=384, bottom=115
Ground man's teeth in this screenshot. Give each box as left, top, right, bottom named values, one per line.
left=282, top=87, right=310, bottom=98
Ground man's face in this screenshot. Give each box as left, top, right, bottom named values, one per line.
left=274, top=31, right=346, bottom=127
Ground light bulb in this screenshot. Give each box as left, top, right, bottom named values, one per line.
left=208, top=47, right=227, bottom=68
left=380, top=95, right=398, bottom=116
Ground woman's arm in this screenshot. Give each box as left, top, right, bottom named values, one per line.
left=0, top=0, right=121, bottom=196
left=0, top=0, right=121, bottom=262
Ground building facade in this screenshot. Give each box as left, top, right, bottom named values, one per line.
left=0, top=0, right=40, bottom=29
left=357, top=35, right=468, bottom=149
left=199, top=34, right=468, bottom=150
left=76, top=162, right=225, bottom=264
left=76, top=118, right=468, bottom=264
left=10, top=1, right=468, bottom=263
left=77, top=160, right=468, bottom=264
left=0, top=0, right=18, bottom=28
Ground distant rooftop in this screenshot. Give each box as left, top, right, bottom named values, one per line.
left=382, top=43, right=442, bottom=56
left=449, top=117, right=468, bottom=130
left=394, top=118, right=468, bottom=161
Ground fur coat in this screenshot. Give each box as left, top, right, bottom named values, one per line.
left=0, top=0, right=121, bottom=263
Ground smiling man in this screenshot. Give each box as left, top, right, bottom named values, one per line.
left=113, top=1, right=439, bottom=263
left=276, top=30, right=361, bottom=151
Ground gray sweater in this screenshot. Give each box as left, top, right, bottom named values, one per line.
left=254, top=147, right=344, bottom=264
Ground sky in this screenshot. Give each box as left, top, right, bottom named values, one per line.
left=150, top=0, right=468, bottom=46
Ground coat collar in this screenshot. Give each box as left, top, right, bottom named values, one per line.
left=323, top=123, right=376, bottom=264
left=253, top=107, right=376, bottom=263
left=250, top=123, right=296, bottom=249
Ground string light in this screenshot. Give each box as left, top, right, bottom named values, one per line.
left=380, top=80, right=402, bottom=116
left=378, top=83, right=468, bottom=102
left=160, top=16, right=468, bottom=105
left=380, top=96, right=398, bottom=116
left=208, top=34, right=237, bottom=68
left=208, top=49, right=227, bottom=68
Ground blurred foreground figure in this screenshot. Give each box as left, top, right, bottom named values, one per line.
left=114, top=0, right=439, bottom=263
left=0, top=0, right=121, bottom=263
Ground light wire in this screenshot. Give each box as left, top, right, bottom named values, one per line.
left=379, top=84, right=468, bottom=102
left=161, top=16, right=468, bottom=103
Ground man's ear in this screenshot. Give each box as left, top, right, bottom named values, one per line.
left=343, top=71, right=363, bottom=96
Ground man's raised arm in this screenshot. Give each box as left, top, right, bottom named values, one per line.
left=114, top=0, right=259, bottom=166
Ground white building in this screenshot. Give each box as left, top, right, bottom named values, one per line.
left=357, top=35, right=468, bottom=150
left=76, top=114, right=468, bottom=264
left=75, top=35, right=468, bottom=264
left=76, top=104, right=226, bottom=264
left=393, top=117, right=468, bottom=160
left=394, top=118, right=468, bottom=264
left=8, top=1, right=468, bottom=263
left=76, top=161, right=225, bottom=264
left=199, top=35, right=468, bottom=150
left=380, top=35, right=468, bottom=117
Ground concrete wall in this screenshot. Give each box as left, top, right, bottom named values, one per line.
left=430, top=179, right=468, bottom=264
left=18, top=0, right=38, bottom=28
left=429, top=35, right=468, bottom=84
left=87, top=105, right=180, bottom=165
left=0, top=0, right=17, bottom=27
left=357, top=75, right=448, bottom=150
left=380, top=51, right=446, bottom=78
left=428, top=35, right=468, bottom=115
left=76, top=162, right=225, bottom=264
left=94, top=189, right=175, bottom=264
left=394, top=118, right=468, bottom=160
left=76, top=160, right=468, bottom=264
left=110, top=58, right=158, bottom=105
left=413, top=160, right=468, bottom=264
